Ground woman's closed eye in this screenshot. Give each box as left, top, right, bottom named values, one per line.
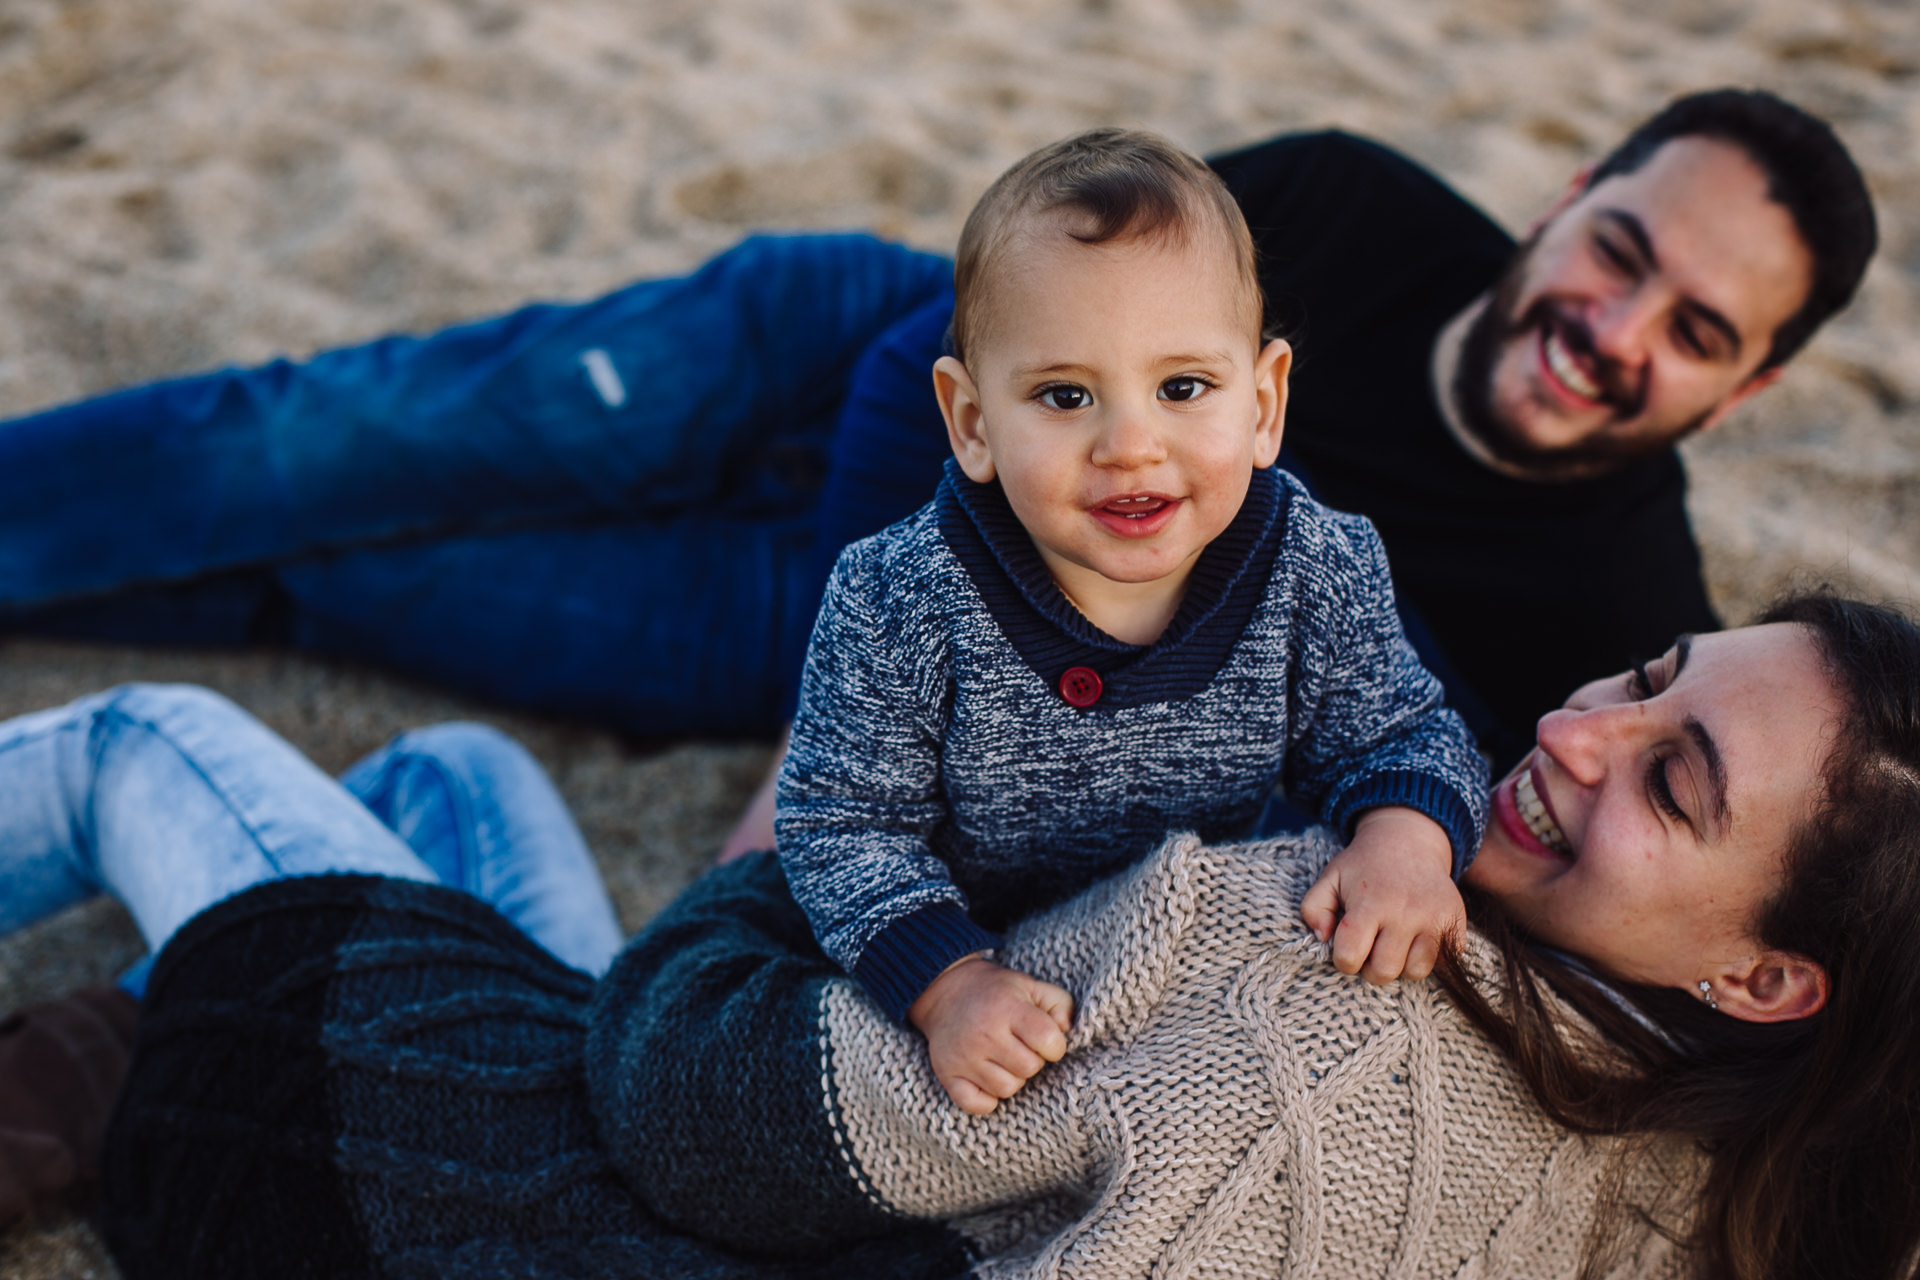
left=1627, top=658, right=1660, bottom=700
left=1628, top=654, right=1694, bottom=827
left=1646, top=754, right=1689, bottom=825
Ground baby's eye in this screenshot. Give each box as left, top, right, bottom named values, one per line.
left=1037, top=384, right=1090, bottom=411
left=1159, top=376, right=1210, bottom=403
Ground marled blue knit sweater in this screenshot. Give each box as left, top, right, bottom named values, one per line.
left=777, top=461, right=1487, bottom=1020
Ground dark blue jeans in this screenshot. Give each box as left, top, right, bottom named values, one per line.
left=1, top=235, right=952, bottom=736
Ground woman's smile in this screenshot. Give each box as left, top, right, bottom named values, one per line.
left=1490, top=763, right=1572, bottom=860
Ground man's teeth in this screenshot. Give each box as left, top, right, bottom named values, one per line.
left=1544, top=330, right=1602, bottom=402
left=1514, top=771, right=1572, bottom=855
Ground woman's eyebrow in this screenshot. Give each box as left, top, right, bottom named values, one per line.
left=1683, top=714, right=1731, bottom=835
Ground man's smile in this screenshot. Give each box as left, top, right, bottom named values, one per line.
left=1540, top=324, right=1603, bottom=405
left=1530, top=308, right=1646, bottom=422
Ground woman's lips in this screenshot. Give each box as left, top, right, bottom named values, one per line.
left=1492, top=763, right=1573, bottom=862
left=1090, top=493, right=1181, bottom=538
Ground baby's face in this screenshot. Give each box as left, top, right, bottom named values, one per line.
left=951, top=229, right=1284, bottom=592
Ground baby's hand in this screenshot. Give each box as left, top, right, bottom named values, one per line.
left=1300, top=806, right=1463, bottom=984
left=907, top=956, right=1073, bottom=1115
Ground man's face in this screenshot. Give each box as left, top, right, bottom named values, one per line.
left=1452, top=136, right=1815, bottom=478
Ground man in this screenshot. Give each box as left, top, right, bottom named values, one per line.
left=1213, top=88, right=1875, bottom=761
left=0, top=89, right=1875, bottom=771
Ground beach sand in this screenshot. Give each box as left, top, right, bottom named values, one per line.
left=1, top=0, right=1915, bottom=1271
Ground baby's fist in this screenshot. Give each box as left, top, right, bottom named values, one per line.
left=1300, top=806, right=1462, bottom=984
left=908, top=956, right=1073, bottom=1115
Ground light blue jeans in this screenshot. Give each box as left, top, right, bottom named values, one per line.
left=0, top=684, right=624, bottom=993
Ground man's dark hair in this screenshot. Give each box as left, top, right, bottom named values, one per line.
left=1587, top=88, right=1877, bottom=371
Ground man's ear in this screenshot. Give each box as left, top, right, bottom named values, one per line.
left=1525, top=163, right=1595, bottom=239
left=1250, top=338, right=1292, bottom=469
left=1709, top=949, right=1829, bottom=1024
left=933, top=355, right=996, bottom=483
left=1698, top=366, right=1785, bottom=434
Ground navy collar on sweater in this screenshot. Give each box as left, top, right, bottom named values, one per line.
left=936, top=458, right=1291, bottom=709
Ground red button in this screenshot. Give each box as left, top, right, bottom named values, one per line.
left=1058, top=666, right=1102, bottom=708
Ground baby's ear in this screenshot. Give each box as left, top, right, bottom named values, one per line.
left=1250, top=338, right=1291, bottom=469
left=934, top=355, right=996, bottom=483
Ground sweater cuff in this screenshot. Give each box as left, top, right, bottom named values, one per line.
left=1326, top=770, right=1480, bottom=880
left=851, top=902, right=1004, bottom=1024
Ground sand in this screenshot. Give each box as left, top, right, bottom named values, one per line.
left=0, top=0, right=1915, bottom=1272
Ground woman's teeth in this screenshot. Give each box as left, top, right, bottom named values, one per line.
left=1544, top=330, right=1601, bottom=402
left=1514, top=770, right=1572, bottom=855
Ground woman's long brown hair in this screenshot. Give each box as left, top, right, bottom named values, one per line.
left=1436, top=592, right=1920, bottom=1280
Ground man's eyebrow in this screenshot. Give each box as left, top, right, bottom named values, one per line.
left=1683, top=713, right=1731, bottom=835
left=1597, top=210, right=1743, bottom=358
left=1601, top=208, right=1658, bottom=268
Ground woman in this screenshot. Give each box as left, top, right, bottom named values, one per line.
left=4, top=595, right=1917, bottom=1278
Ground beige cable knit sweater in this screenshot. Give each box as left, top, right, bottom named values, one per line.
left=818, top=829, right=1700, bottom=1278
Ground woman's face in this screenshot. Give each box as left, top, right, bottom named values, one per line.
left=1463, top=622, right=1840, bottom=993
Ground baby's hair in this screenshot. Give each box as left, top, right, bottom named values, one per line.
left=950, top=127, right=1263, bottom=364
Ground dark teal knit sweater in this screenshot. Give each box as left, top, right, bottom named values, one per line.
left=100, top=866, right=974, bottom=1280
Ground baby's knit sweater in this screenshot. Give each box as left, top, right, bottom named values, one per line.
left=777, top=462, right=1488, bottom=1018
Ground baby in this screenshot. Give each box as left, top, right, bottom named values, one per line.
left=776, top=128, right=1488, bottom=1114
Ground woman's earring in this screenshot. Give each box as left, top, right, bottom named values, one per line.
left=1696, top=979, right=1719, bottom=1012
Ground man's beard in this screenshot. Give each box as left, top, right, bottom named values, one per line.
left=1449, top=240, right=1711, bottom=480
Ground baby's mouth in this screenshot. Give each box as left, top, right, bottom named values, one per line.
left=1099, top=494, right=1170, bottom=520
left=1514, top=769, right=1572, bottom=856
